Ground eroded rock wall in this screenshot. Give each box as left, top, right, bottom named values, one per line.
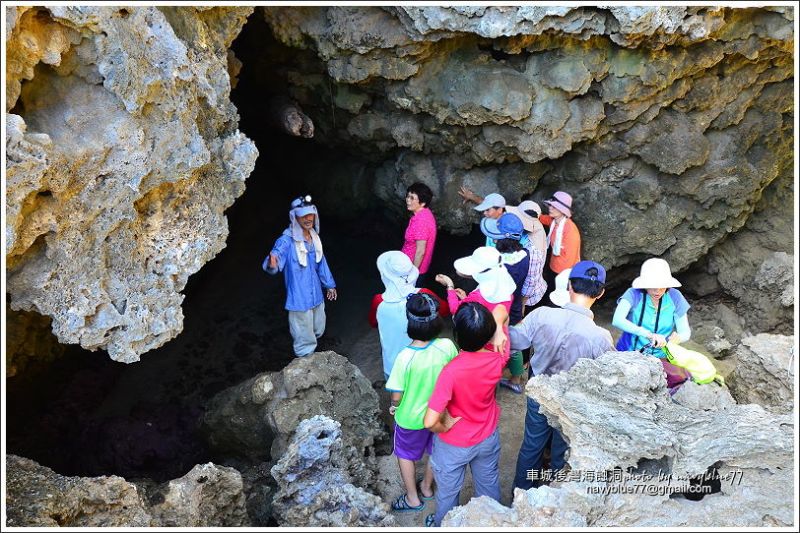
left=5, top=6, right=258, bottom=363
left=259, top=5, right=794, bottom=332
left=442, top=351, right=794, bottom=527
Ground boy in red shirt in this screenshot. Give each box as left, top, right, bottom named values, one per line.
left=423, top=302, right=510, bottom=527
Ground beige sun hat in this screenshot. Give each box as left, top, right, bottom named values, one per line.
left=631, top=258, right=681, bottom=289
left=549, top=268, right=572, bottom=307
left=506, top=200, right=541, bottom=233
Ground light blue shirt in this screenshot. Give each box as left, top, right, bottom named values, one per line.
left=263, top=230, right=335, bottom=312
left=612, top=288, right=691, bottom=356
left=376, top=299, right=412, bottom=378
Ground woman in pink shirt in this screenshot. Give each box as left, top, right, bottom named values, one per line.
left=402, top=182, right=437, bottom=288
left=423, top=302, right=510, bottom=527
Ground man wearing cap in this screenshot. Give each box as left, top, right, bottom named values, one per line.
left=263, top=195, right=337, bottom=357
left=508, top=261, right=613, bottom=492
left=540, top=191, right=581, bottom=299
left=458, top=186, right=507, bottom=246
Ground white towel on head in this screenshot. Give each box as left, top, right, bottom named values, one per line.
left=548, top=217, right=566, bottom=257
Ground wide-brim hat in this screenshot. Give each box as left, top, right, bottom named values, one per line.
left=543, top=191, right=573, bottom=218
left=549, top=268, right=572, bottom=307
left=474, top=193, right=506, bottom=212
left=453, top=246, right=503, bottom=277
left=631, top=258, right=681, bottom=289
left=480, top=213, right=523, bottom=241
left=377, top=251, right=419, bottom=302
left=506, top=201, right=541, bottom=232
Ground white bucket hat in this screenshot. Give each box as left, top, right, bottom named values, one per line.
left=454, top=247, right=516, bottom=303
left=631, top=258, right=681, bottom=289
left=377, top=251, right=419, bottom=302
left=549, top=268, right=572, bottom=307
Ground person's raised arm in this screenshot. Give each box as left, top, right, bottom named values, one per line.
left=458, top=186, right=483, bottom=205
left=262, top=237, right=289, bottom=274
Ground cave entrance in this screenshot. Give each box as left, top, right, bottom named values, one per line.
left=5, top=7, right=479, bottom=483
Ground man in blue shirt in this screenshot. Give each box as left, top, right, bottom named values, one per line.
left=263, top=195, right=337, bottom=356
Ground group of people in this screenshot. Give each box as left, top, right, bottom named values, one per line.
left=263, top=187, right=693, bottom=527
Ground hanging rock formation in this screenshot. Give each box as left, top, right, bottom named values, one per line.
left=441, top=351, right=794, bottom=527
left=256, top=5, right=794, bottom=334
left=5, top=6, right=258, bottom=363
left=5, top=455, right=249, bottom=527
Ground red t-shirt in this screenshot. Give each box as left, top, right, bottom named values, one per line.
left=446, top=288, right=511, bottom=352
left=401, top=207, right=437, bottom=274
left=428, top=347, right=510, bottom=447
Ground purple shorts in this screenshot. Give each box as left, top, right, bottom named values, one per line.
left=393, top=423, right=433, bottom=461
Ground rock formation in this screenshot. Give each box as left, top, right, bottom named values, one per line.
left=5, top=455, right=249, bottom=527
left=141, top=462, right=250, bottom=527
left=727, top=333, right=795, bottom=412
left=201, top=351, right=387, bottom=472
left=5, top=454, right=152, bottom=527
left=270, top=415, right=395, bottom=527
left=5, top=6, right=258, bottom=363
left=256, top=5, right=794, bottom=334
left=442, top=351, right=794, bottom=527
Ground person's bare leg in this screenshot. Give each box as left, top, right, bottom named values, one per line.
left=397, top=457, right=421, bottom=506
left=420, top=460, right=435, bottom=498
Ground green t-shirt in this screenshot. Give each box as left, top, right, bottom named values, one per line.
left=385, top=337, right=459, bottom=430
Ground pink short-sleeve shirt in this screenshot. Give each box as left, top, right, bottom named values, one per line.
left=402, top=207, right=437, bottom=274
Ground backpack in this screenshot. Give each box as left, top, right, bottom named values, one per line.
left=662, top=342, right=724, bottom=385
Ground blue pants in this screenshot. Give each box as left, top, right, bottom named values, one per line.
left=512, top=397, right=569, bottom=491
left=430, top=428, right=501, bottom=526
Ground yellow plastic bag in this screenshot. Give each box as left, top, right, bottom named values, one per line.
left=663, top=342, right=721, bottom=385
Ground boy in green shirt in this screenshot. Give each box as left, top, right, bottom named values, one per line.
left=385, top=293, right=458, bottom=512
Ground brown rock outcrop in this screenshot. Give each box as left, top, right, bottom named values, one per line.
left=5, top=6, right=257, bottom=363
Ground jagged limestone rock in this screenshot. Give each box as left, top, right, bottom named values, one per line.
left=728, top=334, right=795, bottom=412
left=5, top=454, right=152, bottom=527
left=201, top=351, right=387, bottom=484
left=5, top=6, right=257, bottom=363
left=6, top=455, right=252, bottom=527
left=145, top=463, right=250, bottom=527
left=670, top=379, right=736, bottom=411
left=443, top=350, right=793, bottom=527
left=270, top=416, right=395, bottom=527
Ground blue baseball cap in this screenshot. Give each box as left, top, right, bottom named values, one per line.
left=569, top=260, right=606, bottom=284
left=291, top=195, right=316, bottom=216
left=480, top=213, right=524, bottom=241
